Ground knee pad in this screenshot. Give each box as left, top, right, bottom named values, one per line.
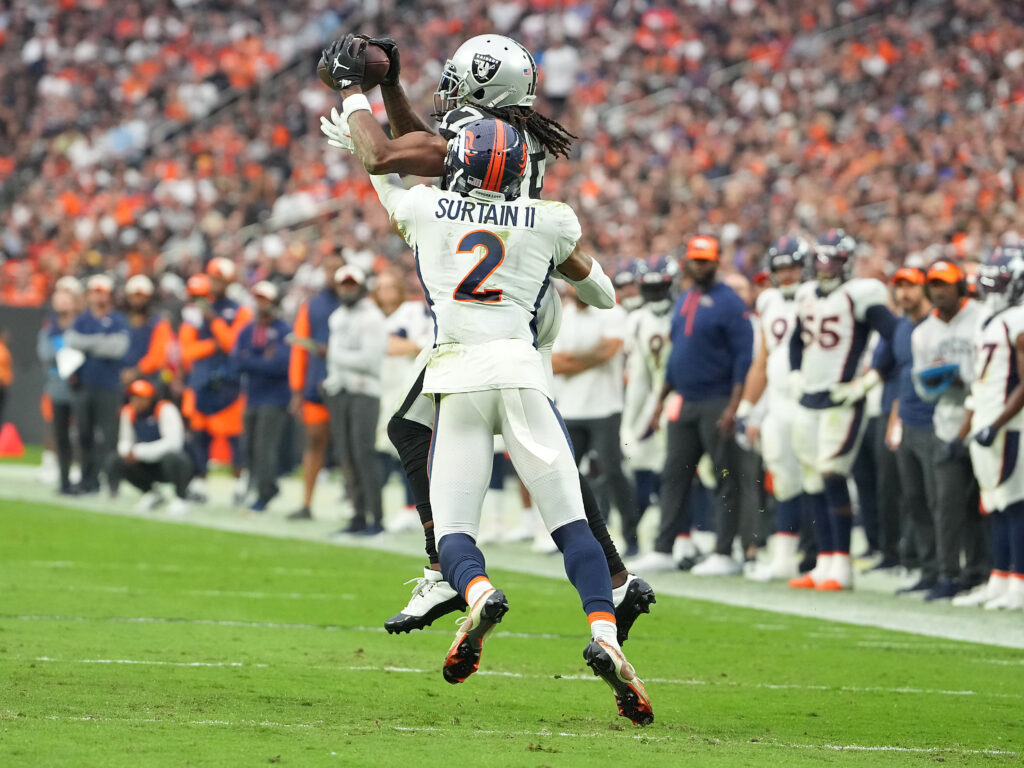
left=823, top=474, right=851, bottom=511
left=387, top=415, right=432, bottom=458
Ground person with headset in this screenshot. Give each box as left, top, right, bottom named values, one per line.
left=909, top=259, right=990, bottom=600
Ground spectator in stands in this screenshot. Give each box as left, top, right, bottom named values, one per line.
left=287, top=250, right=343, bottom=521
left=63, top=274, right=129, bottom=494
left=179, top=258, right=251, bottom=504
left=120, top=274, right=173, bottom=389
left=552, top=284, right=639, bottom=553
left=637, top=235, right=753, bottom=575
left=323, top=265, right=388, bottom=536
left=37, top=288, right=79, bottom=495
left=232, top=281, right=291, bottom=512
left=108, top=379, right=191, bottom=517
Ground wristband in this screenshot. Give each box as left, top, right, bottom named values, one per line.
left=736, top=400, right=754, bottom=420
left=342, top=93, right=372, bottom=122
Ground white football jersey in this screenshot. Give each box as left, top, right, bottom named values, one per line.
left=794, top=278, right=888, bottom=395
left=622, top=301, right=672, bottom=469
left=756, top=287, right=799, bottom=407
left=970, top=306, right=1024, bottom=430
left=440, top=106, right=546, bottom=199
left=378, top=180, right=580, bottom=396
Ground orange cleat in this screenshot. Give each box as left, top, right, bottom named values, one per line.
left=788, top=573, right=817, bottom=589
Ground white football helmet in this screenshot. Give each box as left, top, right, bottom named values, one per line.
left=433, top=35, right=538, bottom=114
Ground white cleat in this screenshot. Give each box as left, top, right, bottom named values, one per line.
left=984, top=578, right=1024, bottom=611
left=953, top=577, right=1007, bottom=607
left=691, top=553, right=742, bottom=576
left=167, top=498, right=190, bottom=517
left=744, top=559, right=798, bottom=582
left=385, top=568, right=466, bottom=633
left=133, top=490, right=164, bottom=514
left=583, top=638, right=653, bottom=726
left=625, top=551, right=677, bottom=573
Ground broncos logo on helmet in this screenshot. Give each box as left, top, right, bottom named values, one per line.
left=443, top=119, right=528, bottom=200
left=978, top=243, right=1024, bottom=315
left=765, top=236, right=811, bottom=298
left=814, top=229, right=857, bottom=295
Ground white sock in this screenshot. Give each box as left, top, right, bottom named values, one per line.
left=611, top=576, right=634, bottom=608
left=465, top=577, right=494, bottom=607
left=590, top=617, right=619, bottom=648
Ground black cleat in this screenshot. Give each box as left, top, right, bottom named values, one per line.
left=614, top=575, right=656, bottom=645
left=583, top=639, right=654, bottom=727
left=385, top=568, right=467, bottom=634
left=443, top=589, right=508, bottom=684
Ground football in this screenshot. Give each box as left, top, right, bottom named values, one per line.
left=317, top=40, right=391, bottom=92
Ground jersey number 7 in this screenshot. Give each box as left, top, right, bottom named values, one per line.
left=454, top=230, right=504, bottom=303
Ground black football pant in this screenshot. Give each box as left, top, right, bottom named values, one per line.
left=327, top=391, right=382, bottom=527
left=108, top=451, right=193, bottom=499
left=74, top=386, right=121, bottom=491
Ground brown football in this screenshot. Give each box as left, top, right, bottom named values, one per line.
left=317, top=41, right=391, bottom=92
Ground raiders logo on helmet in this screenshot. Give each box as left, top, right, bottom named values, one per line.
left=472, top=53, right=500, bottom=83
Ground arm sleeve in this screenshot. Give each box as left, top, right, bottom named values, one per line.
left=179, top=323, right=217, bottom=365
left=289, top=303, right=310, bottom=393
left=240, top=329, right=292, bottom=377
left=62, top=328, right=97, bottom=352
left=132, top=403, right=185, bottom=462
left=550, top=205, right=583, bottom=268
left=370, top=174, right=412, bottom=239
left=116, top=408, right=134, bottom=458
left=865, top=304, right=897, bottom=343
left=210, top=306, right=252, bottom=354
left=789, top=317, right=804, bottom=372
left=562, top=259, right=615, bottom=310
left=872, top=336, right=896, bottom=379
left=137, top=320, right=172, bottom=376
left=727, top=302, right=755, bottom=386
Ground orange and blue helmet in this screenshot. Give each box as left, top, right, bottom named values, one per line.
left=443, top=118, right=528, bottom=200
left=814, top=228, right=857, bottom=293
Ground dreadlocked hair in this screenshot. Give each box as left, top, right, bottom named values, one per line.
left=488, top=105, right=577, bottom=159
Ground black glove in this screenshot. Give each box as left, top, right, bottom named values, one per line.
left=974, top=425, right=998, bottom=447
left=367, top=36, right=400, bottom=86
left=322, top=34, right=367, bottom=90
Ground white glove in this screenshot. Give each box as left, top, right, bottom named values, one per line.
left=830, top=369, right=881, bottom=407
left=320, top=107, right=354, bottom=152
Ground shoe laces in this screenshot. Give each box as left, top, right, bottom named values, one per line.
left=403, top=576, right=435, bottom=599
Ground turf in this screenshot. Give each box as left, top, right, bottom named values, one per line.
left=0, top=502, right=1021, bottom=767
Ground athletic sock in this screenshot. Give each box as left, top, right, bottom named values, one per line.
left=465, top=576, right=495, bottom=608
left=805, top=492, right=831, bottom=556
left=831, top=513, right=853, bottom=555
left=437, top=533, right=488, bottom=601
left=552, top=519, right=616, bottom=617
left=1008, top=502, right=1024, bottom=578
left=776, top=497, right=802, bottom=535
left=991, top=511, right=1012, bottom=573
left=589, top=613, right=619, bottom=647
left=579, top=474, right=625, bottom=578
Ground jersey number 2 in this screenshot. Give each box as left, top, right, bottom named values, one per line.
left=454, top=231, right=504, bottom=303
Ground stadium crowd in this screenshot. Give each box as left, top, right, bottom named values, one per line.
left=3, top=0, right=1024, bottom=610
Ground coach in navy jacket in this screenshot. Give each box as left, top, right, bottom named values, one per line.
left=231, top=282, right=292, bottom=511
left=642, top=236, right=753, bottom=571
left=63, top=274, right=129, bottom=493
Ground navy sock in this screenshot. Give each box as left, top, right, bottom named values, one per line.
left=228, top=435, right=241, bottom=471
left=190, top=432, right=211, bottom=476
left=776, top=497, right=802, bottom=535
left=437, top=533, right=487, bottom=599
left=831, top=513, right=853, bottom=555
left=1007, top=502, right=1024, bottom=577
left=804, top=492, right=831, bottom=554
left=991, top=511, right=1012, bottom=573
left=551, top=519, right=615, bottom=617
left=823, top=475, right=852, bottom=554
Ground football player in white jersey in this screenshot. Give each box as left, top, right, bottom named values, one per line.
left=621, top=257, right=677, bottom=553
left=321, top=34, right=655, bottom=643
left=788, top=230, right=896, bottom=591
left=738, top=236, right=816, bottom=582
left=953, top=246, right=1024, bottom=610
left=348, top=113, right=651, bottom=724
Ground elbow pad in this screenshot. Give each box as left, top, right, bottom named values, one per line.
left=566, top=260, right=615, bottom=309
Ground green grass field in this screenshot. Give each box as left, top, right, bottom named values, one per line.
left=1, top=501, right=1022, bottom=767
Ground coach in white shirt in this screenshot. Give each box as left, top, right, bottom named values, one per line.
left=323, top=265, right=389, bottom=536
left=553, top=285, right=639, bottom=547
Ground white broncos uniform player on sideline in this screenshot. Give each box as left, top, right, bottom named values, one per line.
left=738, top=236, right=818, bottom=582
left=341, top=105, right=652, bottom=722
left=955, top=246, right=1024, bottom=610
left=789, top=230, right=896, bottom=592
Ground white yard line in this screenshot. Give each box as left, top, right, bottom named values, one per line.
left=22, top=657, right=1022, bottom=700
left=2, top=466, right=1023, bottom=649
